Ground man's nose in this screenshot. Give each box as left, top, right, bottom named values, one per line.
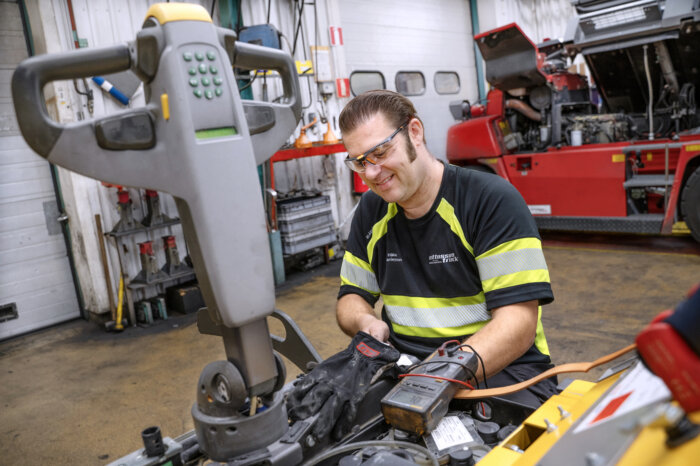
left=364, top=162, right=382, bottom=179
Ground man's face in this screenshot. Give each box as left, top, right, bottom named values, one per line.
left=343, top=113, right=423, bottom=205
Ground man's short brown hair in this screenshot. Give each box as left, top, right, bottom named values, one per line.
left=339, top=90, right=422, bottom=136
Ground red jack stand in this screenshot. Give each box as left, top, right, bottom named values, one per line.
left=132, top=241, right=167, bottom=284
left=142, top=190, right=175, bottom=227
left=111, top=188, right=144, bottom=233
left=161, top=235, right=192, bottom=276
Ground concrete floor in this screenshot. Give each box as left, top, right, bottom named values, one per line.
left=1, top=234, right=698, bottom=464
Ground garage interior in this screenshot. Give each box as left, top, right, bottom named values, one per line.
left=2, top=0, right=700, bottom=464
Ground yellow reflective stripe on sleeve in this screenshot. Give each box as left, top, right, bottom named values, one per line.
left=340, top=276, right=380, bottom=296
left=340, top=252, right=380, bottom=294
left=366, top=203, right=398, bottom=265
left=481, top=269, right=550, bottom=293
left=534, top=305, right=550, bottom=356
left=476, top=247, right=548, bottom=281
left=476, top=237, right=549, bottom=292
left=436, top=198, right=474, bottom=256
left=476, top=237, right=543, bottom=259
left=391, top=320, right=489, bottom=338
left=343, top=250, right=373, bottom=272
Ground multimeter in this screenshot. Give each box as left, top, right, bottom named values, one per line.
left=381, top=350, right=479, bottom=435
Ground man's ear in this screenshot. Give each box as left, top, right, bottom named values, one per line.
left=407, top=118, right=424, bottom=147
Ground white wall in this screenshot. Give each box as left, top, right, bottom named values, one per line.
left=339, top=0, right=478, bottom=161
left=477, top=0, right=575, bottom=43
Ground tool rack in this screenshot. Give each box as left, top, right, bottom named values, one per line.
left=105, top=193, right=195, bottom=327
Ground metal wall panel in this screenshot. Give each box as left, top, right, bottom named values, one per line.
left=339, top=0, right=477, bottom=160
left=477, top=0, right=576, bottom=44
left=0, top=2, right=80, bottom=339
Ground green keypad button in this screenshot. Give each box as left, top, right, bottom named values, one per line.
left=205, top=90, right=214, bottom=100
left=198, top=64, right=207, bottom=74
left=209, top=65, right=218, bottom=74
left=201, top=77, right=211, bottom=86
left=213, top=77, right=223, bottom=86
left=215, top=88, right=223, bottom=97
left=195, top=52, right=204, bottom=61
left=189, top=78, right=199, bottom=87
left=183, top=52, right=193, bottom=62
left=188, top=67, right=197, bottom=76
left=206, top=51, right=216, bottom=60
left=193, top=89, right=203, bottom=98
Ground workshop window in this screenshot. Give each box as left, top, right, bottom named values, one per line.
left=435, top=72, right=460, bottom=94
left=350, top=71, right=386, bottom=96
left=395, top=72, right=426, bottom=96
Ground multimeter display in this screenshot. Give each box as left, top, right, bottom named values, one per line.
left=388, top=388, right=433, bottom=408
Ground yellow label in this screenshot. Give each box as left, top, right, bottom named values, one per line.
left=296, top=60, right=313, bottom=75
left=685, top=144, right=700, bottom=152
left=646, top=153, right=653, bottom=161
left=160, top=93, right=170, bottom=121
left=612, top=154, right=625, bottom=163
left=482, top=158, right=500, bottom=164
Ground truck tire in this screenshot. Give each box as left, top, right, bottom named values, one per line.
left=681, top=166, right=700, bottom=243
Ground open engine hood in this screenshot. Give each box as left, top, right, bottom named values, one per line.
left=475, top=23, right=547, bottom=91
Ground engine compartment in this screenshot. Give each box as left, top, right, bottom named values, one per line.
left=464, top=20, right=699, bottom=155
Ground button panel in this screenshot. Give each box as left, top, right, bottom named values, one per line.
left=181, top=47, right=227, bottom=100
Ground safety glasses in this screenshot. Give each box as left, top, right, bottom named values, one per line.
left=344, top=119, right=411, bottom=173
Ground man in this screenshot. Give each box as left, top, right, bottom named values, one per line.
left=336, top=90, right=556, bottom=402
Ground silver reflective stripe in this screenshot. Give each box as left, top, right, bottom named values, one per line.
left=476, top=248, right=548, bottom=281
left=341, top=258, right=379, bottom=293
left=385, top=302, right=490, bottom=328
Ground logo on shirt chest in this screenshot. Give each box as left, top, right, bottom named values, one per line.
left=428, top=252, right=459, bottom=265
left=386, top=252, right=403, bottom=263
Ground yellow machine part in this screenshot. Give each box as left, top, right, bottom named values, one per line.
left=479, top=374, right=700, bottom=465
left=145, top=3, right=212, bottom=25
left=617, top=411, right=700, bottom=465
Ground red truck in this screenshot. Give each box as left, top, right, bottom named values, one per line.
left=446, top=1, right=700, bottom=242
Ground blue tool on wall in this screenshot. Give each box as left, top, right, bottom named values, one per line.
left=92, top=76, right=130, bottom=105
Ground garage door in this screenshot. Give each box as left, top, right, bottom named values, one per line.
left=0, top=1, right=81, bottom=340
left=339, top=0, right=478, bottom=160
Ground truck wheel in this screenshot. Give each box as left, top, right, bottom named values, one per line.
left=681, top=166, right=700, bottom=243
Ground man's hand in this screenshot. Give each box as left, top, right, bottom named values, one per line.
left=337, top=294, right=389, bottom=342
left=357, top=313, right=390, bottom=342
